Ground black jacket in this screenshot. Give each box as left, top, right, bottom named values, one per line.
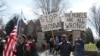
left=13, top=43, right=25, bottom=56
left=59, top=41, right=72, bottom=56
left=96, top=40, right=100, bottom=48
left=0, top=43, right=3, bottom=55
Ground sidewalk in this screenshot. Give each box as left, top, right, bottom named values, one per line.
left=39, top=50, right=74, bottom=56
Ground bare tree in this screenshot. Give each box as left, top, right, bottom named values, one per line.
left=89, top=5, right=100, bottom=37
left=0, top=0, right=7, bottom=16
left=85, top=27, right=94, bottom=43
left=33, top=0, right=69, bottom=15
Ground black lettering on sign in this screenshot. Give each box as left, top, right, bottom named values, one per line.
left=65, top=23, right=77, bottom=29
left=53, top=22, right=61, bottom=28
left=79, top=13, right=82, bottom=18
left=73, top=23, right=77, bottom=28
left=77, top=18, right=84, bottom=23
left=49, top=15, right=53, bottom=22
left=45, top=14, right=57, bottom=23
left=53, top=14, right=57, bottom=19
left=68, top=23, right=73, bottom=28
left=65, top=13, right=70, bottom=17
left=78, top=13, right=81, bottom=17
left=71, top=13, right=87, bottom=18
left=67, top=18, right=73, bottom=22
left=45, top=15, right=53, bottom=23
left=77, top=18, right=85, bottom=29
left=45, top=16, right=49, bottom=22
left=65, top=13, right=87, bottom=18
left=78, top=13, right=87, bottom=18
left=84, top=13, right=87, bottom=18
left=65, top=22, right=84, bottom=29
left=41, top=22, right=61, bottom=31
left=48, top=24, right=54, bottom=29
left=40, top=16, right=45, bottom=22
left=77, top=22, right=82, bottom=29
left=41, top=25, right=48, bottom=30
left=65, top=23, right=69, bottom=28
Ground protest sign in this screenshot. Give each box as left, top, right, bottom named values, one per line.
left=64, top=12, right=87, bottom=30
left=39, top=13, right=61, bottom=31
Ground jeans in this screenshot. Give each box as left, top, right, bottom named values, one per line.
left=75, top=49, right=84, bottom=56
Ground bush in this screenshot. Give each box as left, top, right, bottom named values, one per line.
left=84, top=42, right=97, bottom=51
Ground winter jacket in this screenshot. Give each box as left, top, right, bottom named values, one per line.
left=13, top=43, right=25, bottom=56
left=75, top=39, right=84, bottom=51
left=24, top=41, right=38, bottom=56
left=0, top=43, right=3, bottom=56
left=59, top=41, right=72, bottom=56
left=96, top=40, right=100, bottom=48
left=54, top=37, right=59, bottom=46
left=75, top=39, right=85, bottom=56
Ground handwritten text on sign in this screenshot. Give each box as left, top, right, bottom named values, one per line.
left=39, top=13, right=61, bottom=31
left=64, top=12, right=87, bottom=30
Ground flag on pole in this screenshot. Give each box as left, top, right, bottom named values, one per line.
left=3, top=18, right=18, bottom=56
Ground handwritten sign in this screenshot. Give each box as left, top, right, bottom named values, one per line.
left=64, top=12, right=87, bottom=30
left=39, top=13, right=61, bottom=31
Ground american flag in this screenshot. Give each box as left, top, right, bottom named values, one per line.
left=3, top=19, right=18, bottom=56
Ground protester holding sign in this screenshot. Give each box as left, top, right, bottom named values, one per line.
left=59, top=34, right=72, bottom=56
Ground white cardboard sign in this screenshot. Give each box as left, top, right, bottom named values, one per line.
left=39, top=13, right=61, bottom=31
left=64, top=12, right=87, bottom=30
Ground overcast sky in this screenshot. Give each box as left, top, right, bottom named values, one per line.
left=2, top=0, right=100, bottom=24
left=1, top=0, right=100, bottom=38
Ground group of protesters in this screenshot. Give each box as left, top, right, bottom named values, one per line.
left=0, top=34, right=39, bottom=56
left=48, top=34, right=85, bottom=56
left=0, top=33, right=85, bottom=56
left=12, top=34, right=39, bottom=56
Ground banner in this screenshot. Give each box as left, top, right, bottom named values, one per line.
left=64, top=12, right=87, bottom=30
left=39, top=13, right=61, bottom=31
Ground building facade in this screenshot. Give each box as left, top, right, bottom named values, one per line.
left=18, top=19, right=27, bottom=35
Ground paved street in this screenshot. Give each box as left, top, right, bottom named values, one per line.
left=39, top=50, right=74, bottom=56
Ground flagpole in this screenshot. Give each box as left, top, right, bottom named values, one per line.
left=17, top=10, right=22, bottom=35
left=17, top=15, right=20, bottom=34
left=18, top=15, right=21, bottom=35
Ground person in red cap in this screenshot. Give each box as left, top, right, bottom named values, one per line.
left=24, top=41, right=38, bottom=56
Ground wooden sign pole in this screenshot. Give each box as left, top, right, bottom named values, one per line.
left=51, top=31, right=54, bottom=38
left=72, top=30, right=81, bottom=46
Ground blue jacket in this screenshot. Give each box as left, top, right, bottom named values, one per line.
left=55, top=37, right=59, bottom=45
left=75, top=39, right=84, bottom=51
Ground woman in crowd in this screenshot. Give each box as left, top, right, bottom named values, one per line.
left=25, top=41, right=38, bottom=56
left=13, top=34, right=27, bottom=56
